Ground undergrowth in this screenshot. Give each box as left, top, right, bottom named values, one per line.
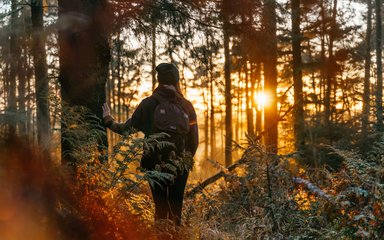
left=183, top=138, right=384, bottom=239
left=1, top=106, right=383, bottom=239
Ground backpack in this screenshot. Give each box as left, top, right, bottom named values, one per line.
left=141, top=94, right=190, bottom=171
left=153, top=94, right=190, bottom=135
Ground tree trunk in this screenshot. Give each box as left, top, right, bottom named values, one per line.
left=17, top=35, right=27, bottom=136
left=375, top=0, right=383, bottom=130
left=325, top=0, right=337, bottom=143
left=167, top=35, right=174, bottom=63
left=27, top=63, right=33, bottom=140
left=263, top=0, right=278, bottom=153
left=223, top=15, right=233, bottom=166
left=116, top=34, right=122, bottom=123
left=151, top=20, right=157, bottom=91
left=307, top=41, right=319, bottom=117
left=292, top=0, right=305, bottom=149
left=107, top=37, right=115, bottom=147
left=245, top=60, right=254, bottom=137
left=362, top=0, right=372, bottom=134
left=204, top=93, right=209, bottom=161
left=31, top=0, right=51, bottom=148
left=255, top=63, right=262, bottom=136
left=236, top=67, right=242, bottom=145
left=58, top=0, right=110, bottom=164
left=181, top=63, right=187, bottom=94
left=320, top=0, right=326, bottom=125
left=209, top=43, right=216, bottom=159
left=17, top=7, right=30, bottom=136
left=8, top=0, right=18, bottom=136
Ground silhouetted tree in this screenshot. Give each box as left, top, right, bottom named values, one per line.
left=8, top=0, right=18, bottom=135
left=31, top=0, right=51, bottom=148
left=263, top=0, right=278, bottom=153
left=362, top=0, right=372, bottom=135
left=222, top=0, right=233, bottom=166
left=375, top=0, right=383, bottom=130
left=292, top=0, right=305, bottom=149
left=58, top=0, right=111, bottom=164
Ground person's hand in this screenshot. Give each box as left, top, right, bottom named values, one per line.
left=102, top=103, right=111, bottom=118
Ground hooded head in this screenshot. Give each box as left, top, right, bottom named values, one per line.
left=156, top=63, right=180, bottom=85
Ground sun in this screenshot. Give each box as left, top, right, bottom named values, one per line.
left=255, top=91, right=269, bottom=108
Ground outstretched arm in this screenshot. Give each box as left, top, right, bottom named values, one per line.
left=102, top=103, right=133, bottom=135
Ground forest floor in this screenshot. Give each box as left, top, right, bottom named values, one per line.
left=1, top=133, right=383, bottom=240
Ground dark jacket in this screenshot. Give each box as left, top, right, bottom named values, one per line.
left=104, top=85, right=199, bottom=169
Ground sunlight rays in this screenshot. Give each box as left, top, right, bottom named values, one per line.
left=255, top=91, right=270, bottom=109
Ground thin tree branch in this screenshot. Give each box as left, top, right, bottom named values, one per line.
left=0, top=7, right=24, bottom=20
left=186, top=155, right=249, bottom=198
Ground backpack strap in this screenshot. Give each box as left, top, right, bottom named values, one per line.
left=152, top=93, right=167, bottom=104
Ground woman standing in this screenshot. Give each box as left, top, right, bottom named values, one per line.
left=102, top=63, right=198, bottom=225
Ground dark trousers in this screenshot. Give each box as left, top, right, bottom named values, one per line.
left=149, top=170, right=189, bottom=225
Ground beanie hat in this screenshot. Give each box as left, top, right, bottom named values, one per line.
left=156, top=63, right=180, bottom=85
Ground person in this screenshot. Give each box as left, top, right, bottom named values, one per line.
left=102, top=63, right=198, bottom=225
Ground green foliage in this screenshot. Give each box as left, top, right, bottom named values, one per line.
left=71, top=122, right=191, bottom=194
left=60, top=104, right=105, bottom=160
left=59, top=105, right=197, bottom=236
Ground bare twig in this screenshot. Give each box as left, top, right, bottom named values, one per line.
left=292, top=177, right=335, bottom=203
left=0, top=7, right=24, bottom=20
left=186, top=155, right=249, bottom=198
